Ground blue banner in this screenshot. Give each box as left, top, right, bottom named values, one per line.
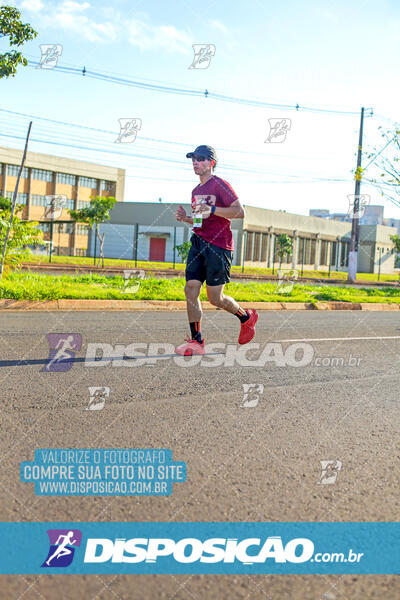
left=0, top=522, right=398, bottom=574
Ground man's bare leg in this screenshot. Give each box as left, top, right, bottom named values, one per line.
left=206, top=283, right=258, bottom=344
left=185, top=279, right=203, bottom=323
left=174, top=279, right=205, bottom=353
left=206, top=283, right=241, bottom=314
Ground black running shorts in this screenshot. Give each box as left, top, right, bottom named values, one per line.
left=185, top=233, right=233, bottom=286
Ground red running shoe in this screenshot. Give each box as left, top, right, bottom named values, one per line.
left=175, top=337, right=205, bottom=356
left=238, top=309, right=258, bottom=344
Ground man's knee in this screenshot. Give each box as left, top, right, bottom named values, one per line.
left=185, top=281, right=201, bottom=300
left=207, top=291, right=224, bottom=307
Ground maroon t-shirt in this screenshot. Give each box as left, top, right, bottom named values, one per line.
left=191, top=175, right=238, bottom=251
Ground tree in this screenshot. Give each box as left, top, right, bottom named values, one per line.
left=390, top=234, right=400, bottom=253
left=276, top=234, right=293, bottom=267
left=0, top=197, right=44, bottom=270
left=364, top=126, right=400, bottom=208
left=174, top=241, right=191, bottom=263
left=0, top=6, right=38, bottom=78
left=390, top=234, right=400, bottom=269
left=69, top=196, right=117, bottom=268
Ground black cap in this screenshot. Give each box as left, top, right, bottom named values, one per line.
left=186, top=145, right=218, bottom=162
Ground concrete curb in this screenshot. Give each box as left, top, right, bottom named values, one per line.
left=0, top=299, right=399, bottom=311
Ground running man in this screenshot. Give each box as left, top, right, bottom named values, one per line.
left=45, top=531, right=77, bottom=566
left=175, top=145, right=258, bottom=355
left=45, top=335, right=77, bottom=370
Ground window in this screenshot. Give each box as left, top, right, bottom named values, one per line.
left=331, top=242, right=337, bottom=266
left=310, top=239, right=316, bottom=264
left=31, top=195, right=73, bottom=210
left=261, top=233, right=268, bottom=262
left=77, top=200, right=89, bottom=209
left=253, top=233, right=261, bottom=261
left=57, top=172, right=76, bottom=186
left=76, top=224, right=89, bottom=235
left=273, top=237, right=280, bottom=263
left=320, top=240, right=328, bottom=266
left=54, top=223, right=74, bottom=234
left=37, top=223, right=50, bottom=232
left=79, top=176, right=98, bottom=188
left=298, top=238, right=305, bottom=264
left=340, top=242, right=349, bottom=267
left=4, top=191, right=28, bottom=205
left=245, top=232, right=254, bottom=261
left=302, top=239, right=311, bottom=264
left=32, top=168, right=53, bottom=182
left=31, top=194, right=47, bottom=206
left=64, top=198, right=74, bottom=210
left=101, top=180, right=115, bottom=193
left=7, top=165, right=29, bottom=178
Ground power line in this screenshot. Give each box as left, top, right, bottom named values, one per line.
left=362, top=135, right=396, bottom=173
left=0, top=107, right=342, bottom=162
left=27, top=60, right=367, bottom=117
left=0, top=128, right=351, bottom=185
left=1, top=111, right=352, bottom=182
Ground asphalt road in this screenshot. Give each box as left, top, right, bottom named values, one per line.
left=1, top=310, right=399, bottom=599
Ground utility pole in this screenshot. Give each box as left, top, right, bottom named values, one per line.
left=348, top=107, right=365, bottom=283
left=49, top=214, right=54, bottom=263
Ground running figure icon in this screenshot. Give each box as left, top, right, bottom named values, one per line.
left=45, top=531, right=77, bottom=566
left=42, top=333, right=82, bottom=372
left=45, top=335, right=78, bottom=371
left=41, top=528, right=82, bottom=568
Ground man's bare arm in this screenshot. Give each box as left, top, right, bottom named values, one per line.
left=213, top=199, right=245, bottom=219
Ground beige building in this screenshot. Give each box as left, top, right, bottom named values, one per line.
left=95, top=201, right=396, bottom=274
left=0, top=146, right=125, bottom=256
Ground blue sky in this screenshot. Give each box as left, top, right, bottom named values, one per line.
left=2, top=0, right=400, bottom=218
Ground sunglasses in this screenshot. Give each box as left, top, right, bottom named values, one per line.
left=191, top=155, right=207, bottom=162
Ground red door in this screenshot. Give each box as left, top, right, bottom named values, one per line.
left=149, top=237, right=166, bottom=261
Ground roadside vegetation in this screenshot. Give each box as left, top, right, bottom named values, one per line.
left=1, top=272, right=400, bottom=303
left=23, top=254, right=399, bottom=283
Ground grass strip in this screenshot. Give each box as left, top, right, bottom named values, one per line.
left=1, top=272, right=400, bottom=303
